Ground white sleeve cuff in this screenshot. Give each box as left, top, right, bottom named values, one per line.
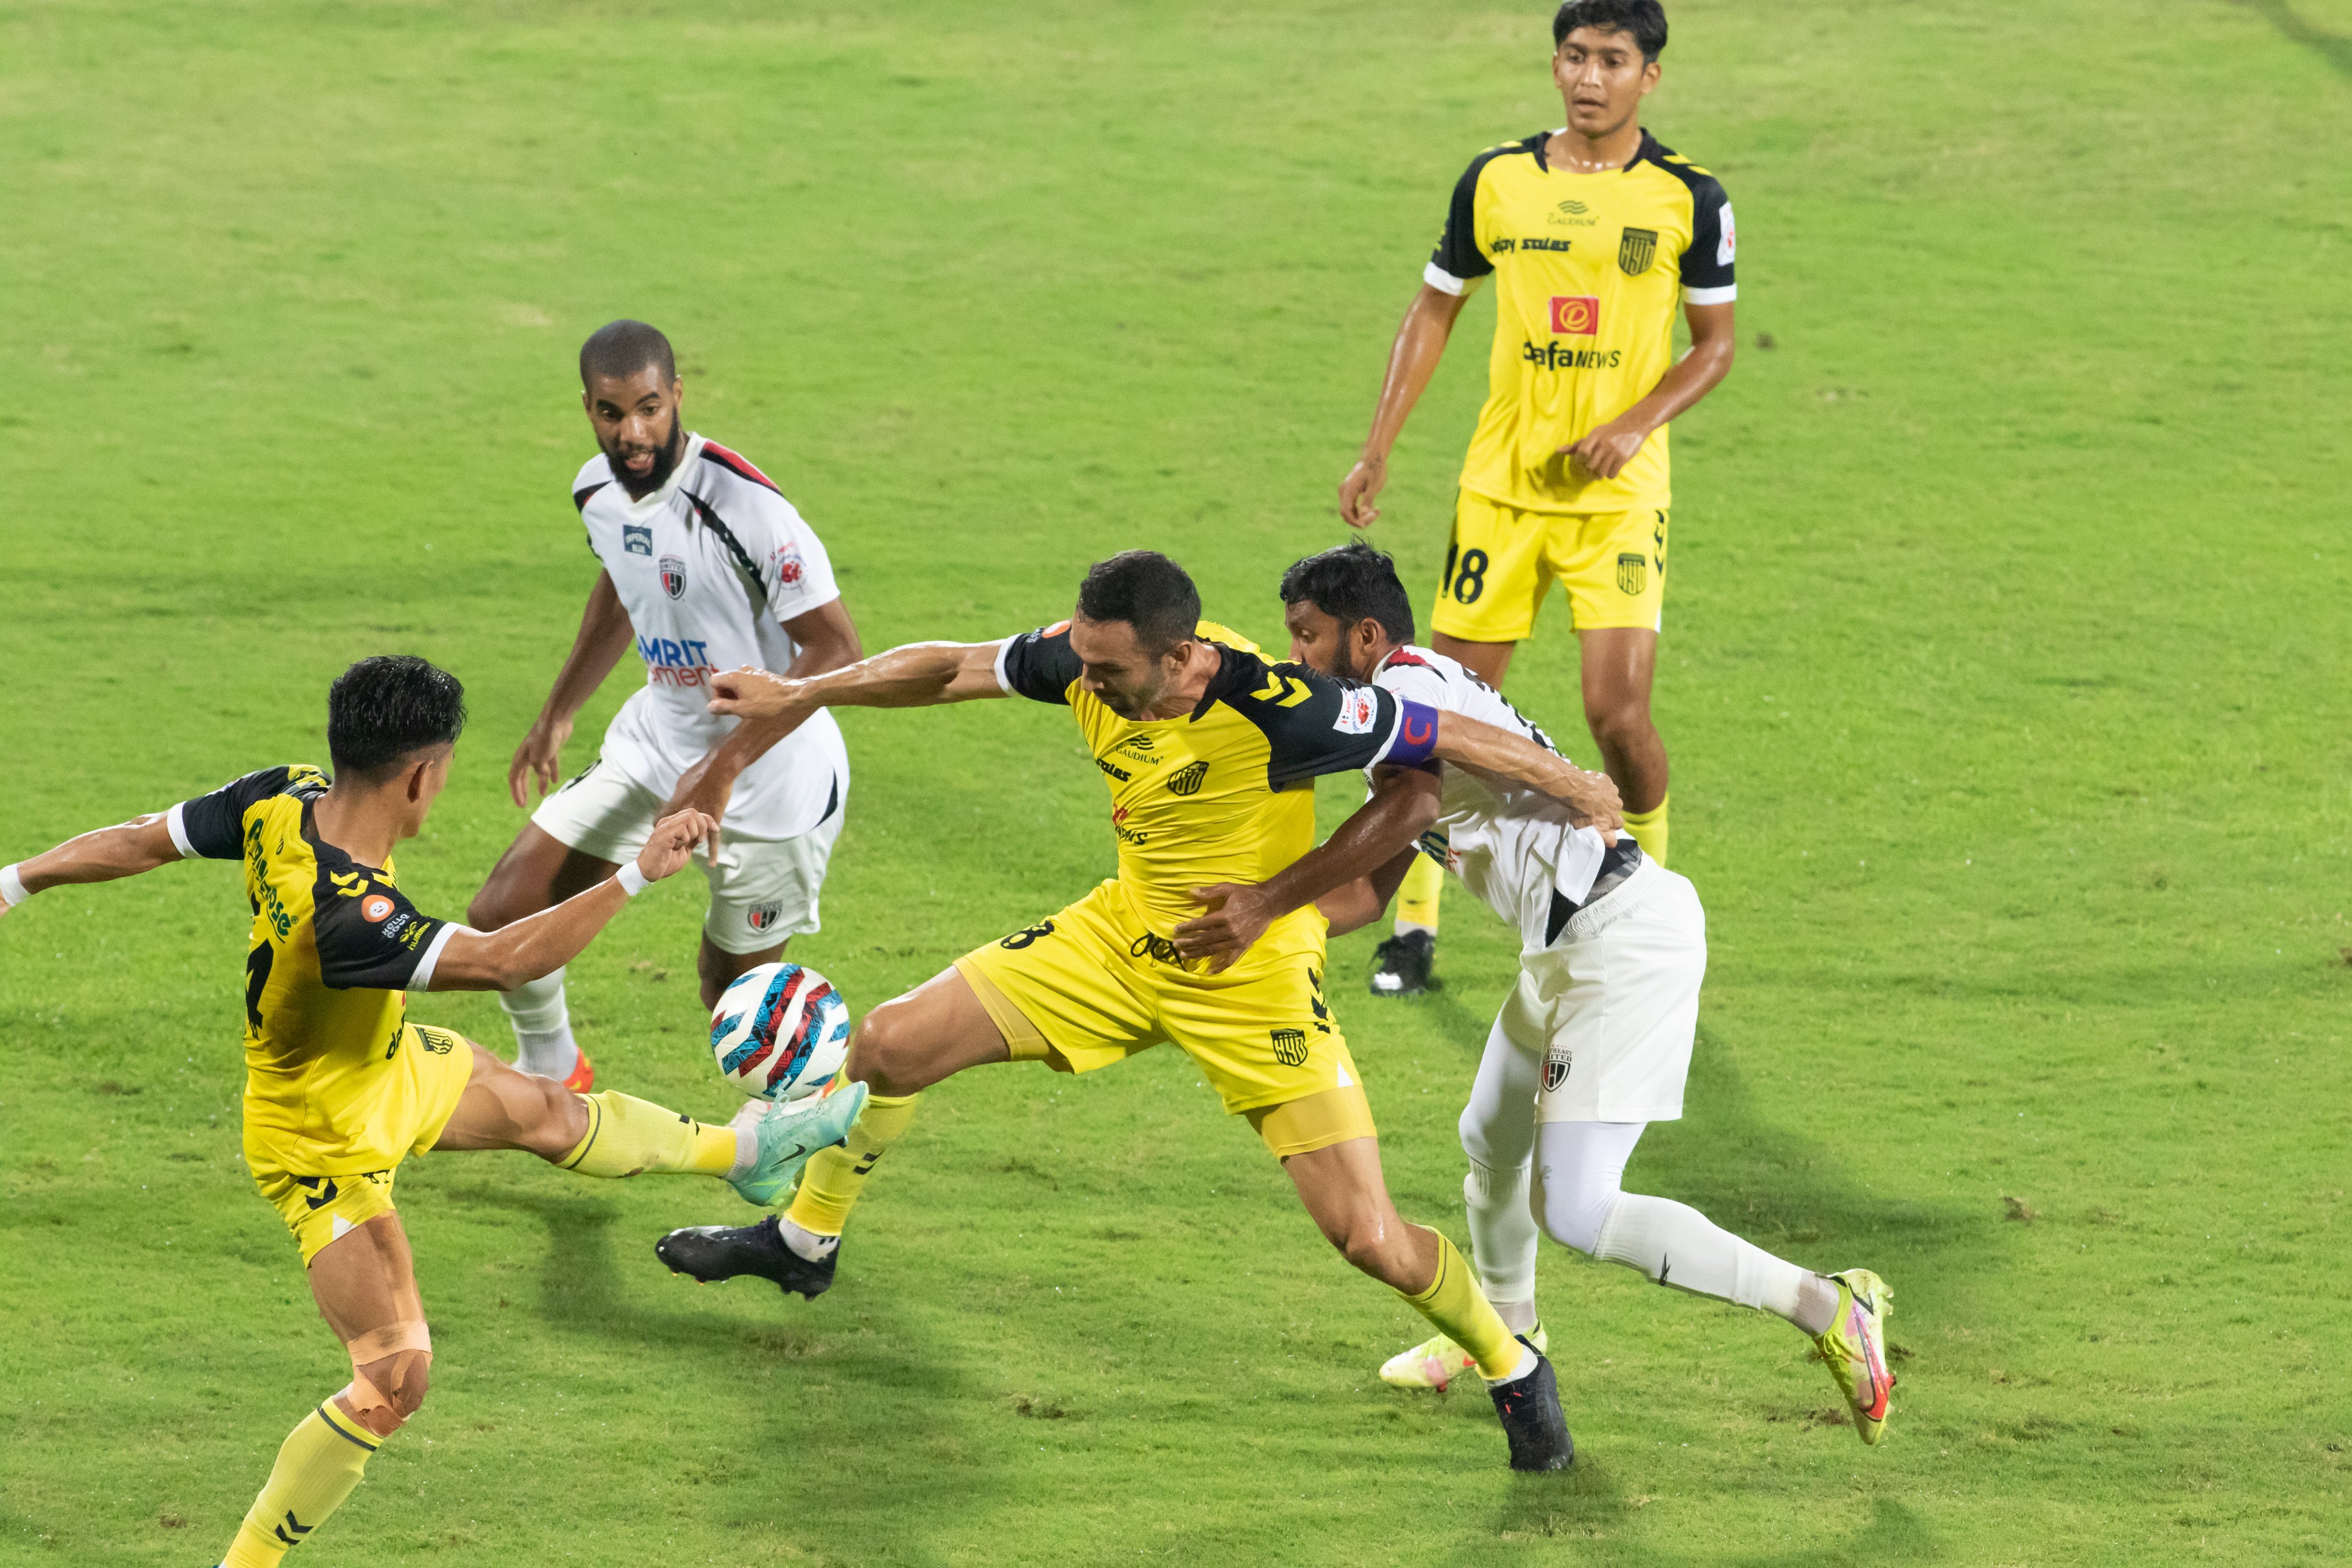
left=1682, top=284, right=1736, bottom=305
left=992, top=634, right=1019, bottom=695
left=165, top=802, right=197, bottom=858
left=1422, top=261, right=1480, bottom=296
left=411, top=923, right=466, bottom=991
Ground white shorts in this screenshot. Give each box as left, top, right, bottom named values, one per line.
left=1499, top=858, right=1708, bottom=1124
left=531, top=757, right=844, bottom=955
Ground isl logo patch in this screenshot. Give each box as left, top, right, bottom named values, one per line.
left=1549, top=295, right=1599, bottom=335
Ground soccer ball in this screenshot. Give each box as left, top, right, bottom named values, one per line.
left=708, top=962, right=851, bottom=1102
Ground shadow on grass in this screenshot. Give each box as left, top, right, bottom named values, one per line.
left=2246, top=0, right=2352, bottom=79
left=438, top=1181, right=1002, bottom=1566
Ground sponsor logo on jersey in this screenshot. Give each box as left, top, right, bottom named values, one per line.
left=1521, top=340, right=1623, bottom=371
left=1111, top=803, right=1147, bottom=846
left=1618, top=227, right=1658, bottom=275
left=1502, top=235, right=1576, bottom=253
left=623, top=523, right=653, bottom=556
left=1129, top=931, right=1184, bottom=967
left=636, top=633, right=721, bottom=689
left=774, top=545, right=804, bottom=587
left=1268, top=1028, right=1309, bottom=1066
left=1543, top=1046, right=1572, bottom=1094
left=747, top=901, right=785, bottom=932
left=1549, top=295, right=1599, bottom=335
left=659, top=555, right=687, bottom=599
left=1109, top=734, right=1165, bottom=766
left=1096, top=756, right=1132, bottom=783
left=1559, top=199, right=1588, bottom=215
left=1332, top=687, right=1379, bottom=736
left=1165, top=760, right=1208, bottom=796
left=1616, top=552, right=1647, bottom=595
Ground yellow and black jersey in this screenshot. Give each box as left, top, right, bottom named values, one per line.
left=995, top=621, right=1438, bottom=938
left=168, top=765, right=461, bottom=1175
left=1428, top=128, right=1735, bottom=516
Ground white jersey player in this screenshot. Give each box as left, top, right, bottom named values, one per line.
left=1174, top=543, right=1895, bottom=1445
left=467, top=321, right=864, bottom=1091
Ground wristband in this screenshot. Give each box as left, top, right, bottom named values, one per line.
left=0, top=864, right=27, bottom=908
left=615, top=862, right=651, bottom=898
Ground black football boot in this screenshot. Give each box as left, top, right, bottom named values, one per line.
left=1487, top=1337, right=1575, bottom=1472
left=1367, top=929, right=1440, bottom=996
left=656, top=1215, right=838, bottom=1300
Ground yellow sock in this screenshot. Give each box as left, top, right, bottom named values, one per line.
left=1395, top=853, right=1445, bottom=935
left=786, top=1091, right=920, bottom=1235
left=1398, top=1229, right=1522, bottom=1381
left=1623, top=792, right=1669, bottom=866
left=558, top=1091, right=739, bottom=1178
left=221, top=1401, right=378, bottom=1567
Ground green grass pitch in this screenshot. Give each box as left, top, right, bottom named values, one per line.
left=3, top=1, right=2349, bottom=1562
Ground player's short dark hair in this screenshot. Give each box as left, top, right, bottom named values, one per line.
left=1279, top=541, right=1417, bottom=646
left=1553, top=0, right=1668, bottom=60
left=578, top=319, right=677, bottom=388
left=328, top=656, right=469, bottom=781
left=1076, top=551, right=1201, bottom=657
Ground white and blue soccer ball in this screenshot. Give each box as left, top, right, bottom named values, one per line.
left=708, top=962, right=851, bottom=1102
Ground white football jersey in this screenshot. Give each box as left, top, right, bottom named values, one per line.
left=1367, top=646, right=1633, bottom=951
left=572, top=432, right=848, bottom=841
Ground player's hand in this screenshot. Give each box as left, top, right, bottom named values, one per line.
left=1556, top=766, right=1625, bottom=837
left=636, top=810, right=721, bottom=884
left=508, top=713, right=575, bottom=808
left=1175, top=882, right=1277, bottom=972
left=1338, top=453, right=1390, bottom=529
left=660, top=750, right=737, bottom=833
left=707, top=666, right=805, bottom=722
left=1561, top=419, right=1651, bottom=481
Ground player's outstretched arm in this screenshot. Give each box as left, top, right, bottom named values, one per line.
left=0, top=813, right=183, bottom=922
left=1432, top=714, right=1624, bottom=834
left=1340, top=284, right=1471, bottom=528
left=707, top=639, right=1008, bottom=724
left=661, top=598, right=867, bottom=819
left=510, top=569, right=636, bottom=807
left=427, top=810, right=717, bottom=990
left=1177, top=768, right=1442, bottom=970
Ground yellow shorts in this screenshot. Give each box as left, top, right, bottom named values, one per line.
left=1430, top=490, right=1669, bottom=642
left=954, top=880, right=1376, bottom=1159
left=248, top=1023, right=475, bottom=1264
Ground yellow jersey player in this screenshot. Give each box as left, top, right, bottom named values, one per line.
left=0, top=656, right=865, bottom=1568
left=1336, top=0, right=1736, bottom=997
left=655, top=551, right=1622, bottom=1470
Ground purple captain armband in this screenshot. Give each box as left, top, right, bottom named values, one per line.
left=1383, top=699, right=1440, bottom=768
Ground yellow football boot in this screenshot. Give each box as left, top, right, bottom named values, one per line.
left=1378, top=1324, right=1548, bottom=1392
left=1813, top=1269, right=1895, bottom=1444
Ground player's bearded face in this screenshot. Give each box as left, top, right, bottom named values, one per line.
left=601, top=406, right=683, bottom=496
left=1284, top=602, right=1370, bottom=683
left=585, top=367, right=687, bottom=497
left=1070, top=615, right=1182, bottom=720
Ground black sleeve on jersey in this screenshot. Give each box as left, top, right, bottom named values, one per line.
left=177, top=766, right=322, bottom=860
left=1676, top=171, right=1735, bottom=292
left=999, top=624, right=1081, bottom=704
left=1206, top=648, right=1417, bottom=789
left=1430, top=140, right=1529, bottom=283
left=312, top=877, right=447, bottom=991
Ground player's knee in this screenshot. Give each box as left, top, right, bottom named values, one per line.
left=1325, top=1210, right=1413, bottom=1282
left=1581, top=692, right=1653, bottom=751
left=1541, top=1181, right=1617, bottom=1257
left=347, top=1346, right=432, bottom=1437
left=846, top=1004, right=928, bottom=1095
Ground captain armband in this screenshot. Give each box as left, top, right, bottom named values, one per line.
left=1383, top=700, right=1441, bottom=769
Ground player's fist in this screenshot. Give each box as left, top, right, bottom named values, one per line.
left=1562, top=419, right=1650, bottom=481
left=509, top=713, right=575, bottom=808
left=1338, top=453, right=1389, bottom=529
left=707, top=666, right=802, bottom=721
left=1560, top=767, right=1625, bottom=837
left=1174, top=882, right=1277, bottom=972
left=637, top=810, right=721, bottom=883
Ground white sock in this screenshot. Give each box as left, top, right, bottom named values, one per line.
left=1394, top=919, right=1436, bottom=938
left=778, top=1215, right=839, bottom=1263
left=497, top=967, right=579, bottom=1080
left=1491, top=1298, right=1539, bottom=1335
left=1481, top=1342, right=1538, bottom=1385
left=1463, top=1158, right=1539, bottom=1311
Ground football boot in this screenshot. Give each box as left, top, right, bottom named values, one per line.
left=1487, top=1337, right=1574, bottom=1472
left=1380, top=1323, right=1548, bottom=1391
left=1368, top=930, right=1440, bottom=996
left=1813, top=1269, right=1895, bottom=1445
left=729, top=1081, right=868, bottom=1208
left=657, top=1215, right=840, bottom=1300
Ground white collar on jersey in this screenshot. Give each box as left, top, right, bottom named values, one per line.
left=616, top=431, right=706, bottom=517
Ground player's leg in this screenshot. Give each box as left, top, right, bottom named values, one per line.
left=695, top=811, right=840, bottom=1008
left=431, top=1037, right=862, bottom=1205
left=467, top=761, right=657, bottom=1088
left=217, top=1213, right=428, bottom=1568
left=1556, top=508, right=1671, bottom=862
left=1378, top=1012, right=1547, bottom=1389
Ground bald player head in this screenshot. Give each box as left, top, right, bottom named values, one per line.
left=579, top=319, right=685, bottom=498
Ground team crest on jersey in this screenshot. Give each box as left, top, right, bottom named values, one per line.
left=1165, top=760, right=1208, bottom=796
left=659, top=555, right=687, bottom=599
left=1269, top=1028, right=1309, bottom=1067
left=1616, top=553, right=1647, bottom=595
left=746, top=901, right=785, bottom=932
left=623, top=523, right=653, bottom=556
left=1618, top=227, right=1658, bottom=276
left=1542, top=1046, right=1572, bottom=1094
left=1549, top=295, right=1599, bottom=336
